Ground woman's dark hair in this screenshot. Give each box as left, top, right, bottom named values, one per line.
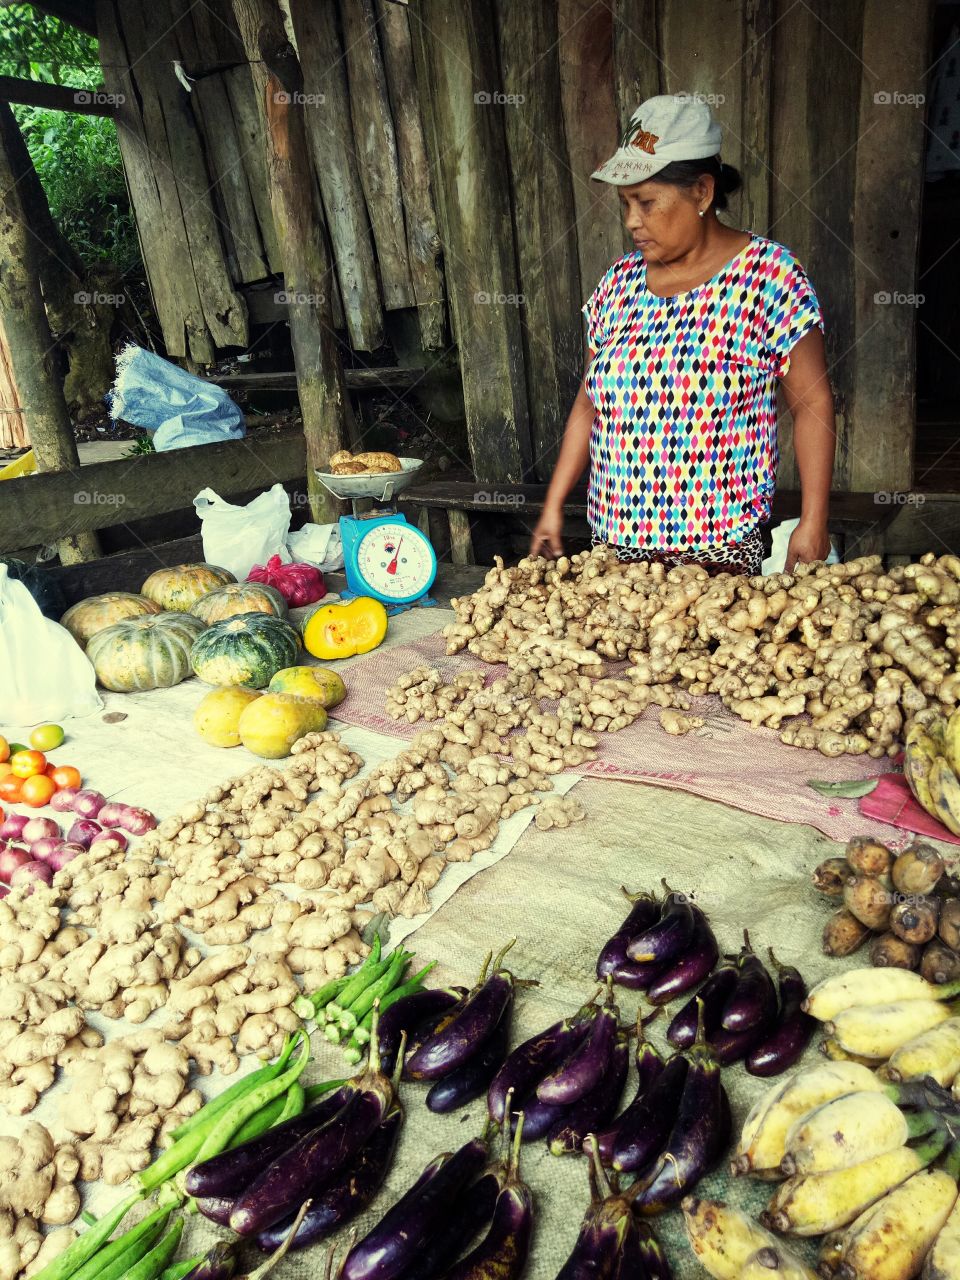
left=652, top=155, right=743, bottom=211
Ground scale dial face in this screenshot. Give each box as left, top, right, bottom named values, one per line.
left=355, top=521, right=436, bottom=602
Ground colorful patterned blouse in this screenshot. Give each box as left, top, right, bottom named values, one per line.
left=582, top=233, right=823, bottom=551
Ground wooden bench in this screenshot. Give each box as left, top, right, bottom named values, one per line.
left=402, top=481, right=910, bottom=565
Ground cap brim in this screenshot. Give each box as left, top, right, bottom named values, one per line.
left=590, top=153, right=669, bottom=185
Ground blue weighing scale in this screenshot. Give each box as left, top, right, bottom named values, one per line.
left=339, top=511, right=438, bottom=609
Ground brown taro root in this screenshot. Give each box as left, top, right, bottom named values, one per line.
left=823, top=908, right=871, bottom=957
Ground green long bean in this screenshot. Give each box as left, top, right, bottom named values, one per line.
left=339, top=949, right=410, bottom=1031
left=125, top=1222, right=183, bottom=1280
left=323, top=936, right=385, bottom=1022
left=27, top=1193, right=142, bottom=1280
left=292, top=974, right=349, bottom=1022
left=166, top=1036, right=298, bottom=1144
left=158, top=1256, right=205, bottom=1280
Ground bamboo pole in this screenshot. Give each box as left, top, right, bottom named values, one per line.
left=231, top=0, right=354, bottom=524
left=0, top=103, right=99, bottom=564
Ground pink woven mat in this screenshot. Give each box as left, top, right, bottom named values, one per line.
left=337, top=627, right=907, bottom=844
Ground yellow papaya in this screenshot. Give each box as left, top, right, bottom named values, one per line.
left=194, top=685, right=261, bottom=748
left=268, top=665, right=347, bottom=708
left=238, top=692, right=328, bottom=759
left=302, top=596, right=387, bottom=660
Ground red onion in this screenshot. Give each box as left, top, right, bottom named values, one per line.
left=118, top=807, right=157, bottom=835
left=91, top=829, right=128, bottom=852
left=0, top=885, right=8, bottom=899
left=0, top=815, right=29, bottom=841
left=51, top=787, right=79, bottom=813
left=23, top=817, right=60, bottom=844
left=66, top=819, right=102, bottom=849
left=30, top=836, right=65, bottom=862
left=73, top=789, right=106, bottom=819
left=11, top=860, right=52, bottom=887
left=46, top=844, right=83, bottom=872
left=0, top=846, right=31, bottom=880
left=97, top=802, right=127, bottom=829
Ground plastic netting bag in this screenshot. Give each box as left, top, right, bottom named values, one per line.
left=109, top=344, right=245, bottom=451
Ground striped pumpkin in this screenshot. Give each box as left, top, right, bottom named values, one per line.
left=86, top=612, right=207, bottom=692
left=190, top=582, right=288, bottom=625
left=190, top=612, right=301, bottom=689
left=141, top=563, right=235, bottom=612
left=60, top=592, right=161, bottom=646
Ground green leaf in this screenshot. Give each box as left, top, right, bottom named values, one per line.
left=807, top=778, right=880, bottom=799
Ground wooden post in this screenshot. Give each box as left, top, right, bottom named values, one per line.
left=0, top=104, right=99, bottom=565
left=232, top=0, right=355, bottom=524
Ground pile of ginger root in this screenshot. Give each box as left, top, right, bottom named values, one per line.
left=438, top=547, right=960, bottom=759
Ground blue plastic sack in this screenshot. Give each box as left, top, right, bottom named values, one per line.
left=109, top=344, right=245, bottom=451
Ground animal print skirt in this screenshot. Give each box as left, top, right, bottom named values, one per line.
left=592, top=525, right=764, bottom=577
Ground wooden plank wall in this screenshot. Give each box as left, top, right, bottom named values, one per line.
left=100, top=0, right=935, bottom=493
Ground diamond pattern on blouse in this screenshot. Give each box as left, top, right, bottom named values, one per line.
left=581, top=234, right=823, bottom=550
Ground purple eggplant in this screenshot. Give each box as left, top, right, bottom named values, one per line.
left=707, top=1022, right=766, bottom=1066
left=380, top=986, right=466, bottom=1075
left=611, top=1052, right=688, bottom=1174
left=426, top=1009, right=511, bottom=1114
left=196, top=1196, right=235, bottom=1227
left=627, top=1003, right=730, bottom=1215
left=254, top=1106, right=402, bottom=1251
left=646, top=906, right=718, bottom=1005
left=509, top=1093, right=569, bottom=1143
left=548, top=1028, right=629, bottom=1155
left=488, top=1001, right=597, bottom=1124
left=625, top=883, right=694, bottom=965
left=406, top=942, right=522, bottom=1082
left=595, top=1014, right=664, bottom=1164
left=185, top=1085, right=353, bottom=1197
left=745, top=951, right=815, bottom=1077
left=180, top=1242, right=238, bottom=1280
left=720, top=932, right=777, bottom=1034
left=538, top=989, right=619, bottom=1106
left=401, top=1164, right=502, bottom=1280
left=230, top=1011, right=397, bottom=1237
left=340, top=1131, right=491, bottom=1280
left=556, top=1141, right=633, bottom=1280
left=618, top=1221, right=673, bottom=1280
left=597, top=889, right=660, bottom=981
left=442, top=1120, right=532, bottom=1280
left=666, top=965, right=738, bottom=1050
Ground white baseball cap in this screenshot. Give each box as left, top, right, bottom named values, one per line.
left=592, top=93, right=723, bottom=185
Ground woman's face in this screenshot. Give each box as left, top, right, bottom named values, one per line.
left=617, top=178, right=711, bottom=264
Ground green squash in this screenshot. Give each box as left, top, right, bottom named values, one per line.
left=86, top=612, right=206, bottom=692
left=190, top=582, right=288, bottom=625
left=190, top=612, right=301, bottom=689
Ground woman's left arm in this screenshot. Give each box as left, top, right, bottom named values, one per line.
left=779, top=328, right=836, bottom=570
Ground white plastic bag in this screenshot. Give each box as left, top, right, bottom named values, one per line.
left=0, top=565, right=102, bottom=723
left=286, top=523, right=344, bottom=571
left=194, top=484, right=291, bottom=581
left=761, top=518, right=839, bottom=574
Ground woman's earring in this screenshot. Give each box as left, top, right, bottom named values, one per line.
left=698, top=208, right=706, bottom=218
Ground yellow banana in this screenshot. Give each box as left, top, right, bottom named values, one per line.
left=904, top=730, right=939, bottom=815
left=837, top=1169, right=957, bottom=1280
left=929, top=756, right=960, bottom=837
left=943, top=708, right=960, bottom=778
left=804, top=968, right=945, bottom=1022
left=680, top=1197, right=780, bottom=1279
left=924, top=1195, right=960, bottom=1279
left=761, top=1145, right=932, bottom=1236
left=781, top=1090, right=908, bottom=1176
left=820, top=1038, right=882, bottom=1066
left=884, top=1016, right=960, bottom=1085
left=731, top=1062, right=883, bottom=1177
left=827, top=999, right=952, bottom=1059
left=739, top=1245, right=817, bottom=1280
left=819, top=1232, right=847, bottom=1277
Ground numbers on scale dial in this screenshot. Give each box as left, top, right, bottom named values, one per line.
left=357, top=524, right=433, bottom=599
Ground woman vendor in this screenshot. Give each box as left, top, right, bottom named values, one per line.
left=530, top=95, right=835, bottom=575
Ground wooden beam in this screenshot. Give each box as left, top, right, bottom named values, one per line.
left=495, top=0, right=583, bottom=480
left=409, top=0, right=531, bottom=483
left=0, top=430, right=307, bottom=552
left=0, top=103, right=98, bottom=566
left=0, top=75, right=115, bottom=116
left=232, top=0, right=354, bottom=524
left=30, top=1, right=97, bottom=36
left=210, top=367, right=428, bottom=390
left=848, top=0, right=933, bottom=492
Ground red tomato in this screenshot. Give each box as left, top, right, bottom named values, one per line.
left=21, top=775, right=56, bottom=807
left=50, top=764, right=82, bottom=790
left=0, top=776, right=24, bottom=803
left=10, top=750, right=46, bottom=779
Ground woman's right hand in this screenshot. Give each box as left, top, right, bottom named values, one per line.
left=529, top=504, right=564, bottom=558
